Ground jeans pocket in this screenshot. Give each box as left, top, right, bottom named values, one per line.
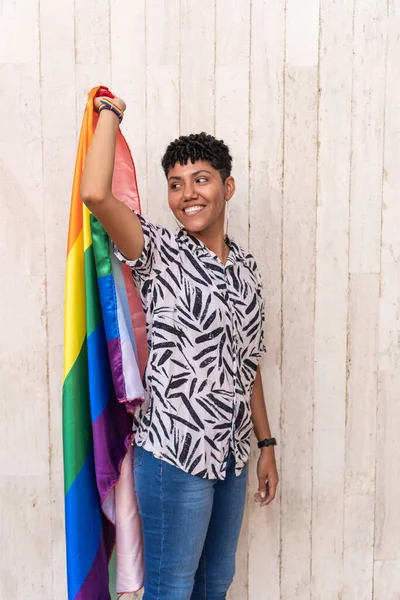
left=133, top=445, right=145, bottom=469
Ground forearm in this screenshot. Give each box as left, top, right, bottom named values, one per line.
left=81, top=110, right=120, bottom=202
left=252, top=366, right=279, bottom=506
left=79, top=95, right=144, bottom=260
left=250, top=366, right=272, bottom=441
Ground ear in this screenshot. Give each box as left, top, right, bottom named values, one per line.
left=224, top=176, right=235, bottom=202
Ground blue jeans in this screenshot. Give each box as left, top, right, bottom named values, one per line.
left=133, top=447, right=248, bottom=600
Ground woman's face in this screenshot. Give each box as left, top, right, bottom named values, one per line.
left=167, top=160, right=235, bottom=235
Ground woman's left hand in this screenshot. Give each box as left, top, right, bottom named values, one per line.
left=254, top=447, right=279, bottom=507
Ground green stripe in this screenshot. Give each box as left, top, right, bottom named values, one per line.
left=90, top=214, right=113, bottom=279
left=62, top=339, right=91, bottom=494
left=84, top=243, right=102, bottom=337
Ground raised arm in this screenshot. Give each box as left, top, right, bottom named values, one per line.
left=80, top=96, right=144, bottom=261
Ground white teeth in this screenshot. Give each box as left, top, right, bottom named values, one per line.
left=184, top=206, right=205, bottom=215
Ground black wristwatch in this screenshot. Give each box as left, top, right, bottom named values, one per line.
left=257, top=437, right=277, bottom=449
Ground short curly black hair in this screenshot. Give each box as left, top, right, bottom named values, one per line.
left=161, top=132, right=232, bottom=182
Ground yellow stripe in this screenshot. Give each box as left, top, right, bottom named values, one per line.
left=83, top=204, right=92, bottom=251
left=64, top=230, right=86, bottom=379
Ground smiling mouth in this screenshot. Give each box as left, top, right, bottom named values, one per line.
left=182, top=205, right=206, bottom=215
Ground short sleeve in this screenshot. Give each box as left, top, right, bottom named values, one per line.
left=112, top=212, right=173, bottom=280
left=257, top=294, right=267, bottom=358
left=254, top=262, right=267, bottom=359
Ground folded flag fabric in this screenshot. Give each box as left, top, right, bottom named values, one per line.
left=63, top=86, right=147, bottom=599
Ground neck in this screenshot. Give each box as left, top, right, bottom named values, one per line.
left=190, top=228, right=229, bottom=264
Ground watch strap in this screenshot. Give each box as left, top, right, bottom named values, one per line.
left=257, top=437, right=277, bottom=449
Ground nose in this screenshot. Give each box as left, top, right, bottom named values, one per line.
left=183, top=181, right=198, bottom=201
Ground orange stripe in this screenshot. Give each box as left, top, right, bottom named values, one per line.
left=82, top=89, right=96, bottom=252
left=66, top=110, right=87, bottom=254
left=66, top=87, right=100, bottom=255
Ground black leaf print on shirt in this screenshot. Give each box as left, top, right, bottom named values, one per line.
left=200, top=356, right=216, bottom=369
left=200, top=294, right=212, bottom=323
left=195, top=327, right=224, bottom=344
left=166, top=377, right=189, bottom=394
left=193, top=344, right=218, bottom=361
left=193, top=287, right=202, bottom=319
left=158, top=349, right=173, bottom=366
left=188, top=455, right=202, bottom=474
left=203, top=310, right=217, bottom=330
left=179, top=432, right=193, bottom=464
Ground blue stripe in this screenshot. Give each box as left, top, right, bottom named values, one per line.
left=98, top=274, right=119, bottom=341
left=115, top=281, right=137, bottom=352
left=110, top=252, right=138, bottom=358
left=87, top=323, right=113, bottom=422
left=65, top=450, right=103, bottom=599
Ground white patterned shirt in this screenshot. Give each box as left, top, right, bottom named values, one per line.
left=113, top=213, right=266, bottom=479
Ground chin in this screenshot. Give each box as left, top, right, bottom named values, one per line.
left=184, top=225, right=205, bottom=234
left=178, top=215, right=206, bottom=232
left=184, top=218, right=212, bottom=234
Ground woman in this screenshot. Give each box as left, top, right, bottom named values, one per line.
left=81, top=94, right=278, bottom=600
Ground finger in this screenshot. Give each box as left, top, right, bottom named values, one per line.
left=97, top=86, right=114, bottom=99
left=93, top=96, right=108, bottom=111
left=258, top=477, right=267, bottom=502
left=261, top=482, right=277, bottom=507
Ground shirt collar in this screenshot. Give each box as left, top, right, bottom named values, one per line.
left=176, top=229, right=247, bottom=264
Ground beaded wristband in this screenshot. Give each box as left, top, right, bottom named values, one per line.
left=98, top=98, right=124, bottom=122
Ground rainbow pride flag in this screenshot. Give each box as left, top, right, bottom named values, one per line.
left=63, top=86, right=146, bottom=599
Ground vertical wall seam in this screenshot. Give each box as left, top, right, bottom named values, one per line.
left=73, top=0, right=78, bottom=143
left=279, top=0, right=288, bottom=597
left=37, top=0, right=54, bottom=595
left=108, top=0, right=112, bottom=88
left=372, top=6, right=390, bottom=598
left=213, top=0, right=217, bottom=136
left=247, top=0, right=253, bottom=251
left=246, top=8, right=253, bottom=598
left=178, top=0, right=182, bottom=134
left=310, top=1, right=323, bottom=597
left=343, top=0, right=357, bottom=591
left=144, top=0, right=148, bottom=214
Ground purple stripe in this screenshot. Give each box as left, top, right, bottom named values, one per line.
left=102, top=513, right=115, bottom=562
left=75, top=526, right=111, bottom=600
left=107, top=337, right=126, bottom=401
left=92, top=387, right=132, bottom=502
left=107, top=337, right=144, bottom=412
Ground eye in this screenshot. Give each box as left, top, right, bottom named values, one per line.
left=170, top=182, right=182, bottom=190
left=196, top=177, right=208, bottom=184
